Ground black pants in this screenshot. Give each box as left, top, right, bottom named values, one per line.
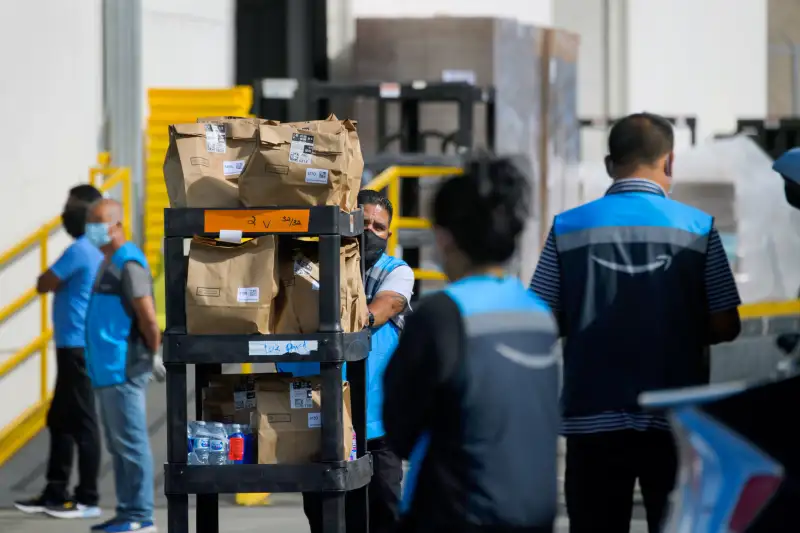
left=44, top=347, right=101, bottom=506
left=565, top=430, right=678, bottom=533
left=303, top=437, right=403, bottom=533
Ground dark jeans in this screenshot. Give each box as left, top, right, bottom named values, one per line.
left=44, top=347, right=101, bottom=506
left=565, top=430, right=678, bottom=533
left=303, top=437, right=403, bottom=533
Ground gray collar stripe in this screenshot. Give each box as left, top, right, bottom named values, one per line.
left=555, top=226, right=709, bottom=253
left=463, top=311, right=556, bottom=337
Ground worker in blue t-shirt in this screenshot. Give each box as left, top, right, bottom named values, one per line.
left=14, top=185, right=105, bottom=520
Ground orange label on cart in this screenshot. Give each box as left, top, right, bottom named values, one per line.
left=204, top=209, right=310, bottom=233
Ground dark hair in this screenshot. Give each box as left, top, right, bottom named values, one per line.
left=608, top=112, right=674, bottom=169
left=358, top=189, right=394, bottom=224
left=68, top=184, right=103, bottom=205
left=433, top=154, right=530, bottom=265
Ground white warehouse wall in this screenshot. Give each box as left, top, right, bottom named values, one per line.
left=0, top=0, right=104, bottom=429
left=556, top=0, right=767, bottom=160
left=353, top=0, right=554, bottom=26
left=141, top=0, right=236, bottom=118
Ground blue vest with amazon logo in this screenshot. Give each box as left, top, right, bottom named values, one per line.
left=277, top=253, right=408, bottom=440
left=85, top=242, right=152, bottom=388
left=553, top=185, right=713, bottom=417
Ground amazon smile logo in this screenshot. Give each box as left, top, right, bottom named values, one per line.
left=590, top=254, right=672, bottom=274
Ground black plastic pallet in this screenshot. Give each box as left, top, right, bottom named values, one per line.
left=163, top=205, right=371, bottom=533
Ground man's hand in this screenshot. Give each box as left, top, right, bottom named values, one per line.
left=368, top=291, right=408, bottom=328
left=130, top=295, right=162, bottom=354
left=152, top=353, right=166, bottom=382
left=36, top=270, right=61, bottom=294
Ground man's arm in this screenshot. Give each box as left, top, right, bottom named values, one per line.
left=38, top=245, right=83, bottom=293
left=705, top=228, right=742, bottom=344
left=369, top=264, right=415, bottom=327
left=382, top=292, right=462, bottom=458
left=529, top=227, right=563, bottom=333
left=122, top=262, right=161, bottom=353
left=37, top=270, right=62, bottom=294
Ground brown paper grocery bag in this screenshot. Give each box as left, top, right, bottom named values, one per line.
left=274, top=239, right=368, bottom=334
left=280, top=114, right=363, bottom=212
left=163, top=119, right=259, bottom=207
left=254, top=376, right=353, bottom=464
left=239, top=117, right=363, bottom=211
left=186, top=236, right=279, bottom=334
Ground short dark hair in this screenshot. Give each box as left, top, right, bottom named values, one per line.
left=358, top=189, right=393, bottom=224
left=608, top=112, right=674, bottom=168
left=68, top=184, right=103, bottom=204
left=433, top=154, right=530, bottom=265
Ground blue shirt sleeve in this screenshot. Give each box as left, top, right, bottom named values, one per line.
left=49, top=242, right=84, bottom=281
left=705, top=227, right=742, bottom=313
left=529, top=227, right=562, bottom=314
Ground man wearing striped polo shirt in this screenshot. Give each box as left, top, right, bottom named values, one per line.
left=530, top=112, right=742, bottom=533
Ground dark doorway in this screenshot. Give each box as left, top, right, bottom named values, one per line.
left=235, top=0, right=330, bottom=121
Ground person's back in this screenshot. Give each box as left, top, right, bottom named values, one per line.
left=555, top=187, right=714, bottom=415
left=383, top=156, right=560, bottom=533
left=531, top=112, right=742, bottom=533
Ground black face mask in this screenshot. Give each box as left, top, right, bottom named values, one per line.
left=785, top=179, right=800, bottom=210
left=62, top=209, right=87, bottom=239
left=364, top=230, right=388, bottom=270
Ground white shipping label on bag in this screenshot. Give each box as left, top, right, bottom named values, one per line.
left=234, top=390, right=256, bottom=411
left=305, top=168, right=329, bottom=184
left=205, top=123, right=226, bottom=153
left=289, top=132, right=314, bottom=165
left=223, top=159, right=246, bottom=176
left=291, top=381, right=314, bottom=409
left=237, top=287, right=259, bottom=303
left=308, top=412, right=321, bottom=428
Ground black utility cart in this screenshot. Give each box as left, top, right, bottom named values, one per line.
left=162, top=205, right=373, bottom=533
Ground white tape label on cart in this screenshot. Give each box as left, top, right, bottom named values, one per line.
left=308, top=412, right=321, bottom=428
left=218, top=229, right=243, bottom=243
left=248, top=340, right=319, bottom=356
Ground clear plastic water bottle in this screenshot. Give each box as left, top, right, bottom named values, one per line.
left=208, top=422, right=229, bottom=466
left=192, top=421, right=211, bottom=465
left=227, top=424, right=245, bottom=465
left=187, top=424, right=193, bottom=456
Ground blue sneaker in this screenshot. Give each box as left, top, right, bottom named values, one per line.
left=90, top=518, right=120, bottom=531
left=97, top=520, right=156, bottom=533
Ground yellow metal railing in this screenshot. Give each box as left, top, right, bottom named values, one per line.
left=364, top=165, right=463, bottom=281
left=0, top=154, right=132, bottom=466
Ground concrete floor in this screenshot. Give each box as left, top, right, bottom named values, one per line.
left=0, top=505, right=651, bottom=533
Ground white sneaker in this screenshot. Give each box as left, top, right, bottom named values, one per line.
left=44, top=502, right=103, bottom=519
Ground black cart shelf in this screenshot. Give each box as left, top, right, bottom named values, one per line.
left=162, top=205, right=372, bottom=533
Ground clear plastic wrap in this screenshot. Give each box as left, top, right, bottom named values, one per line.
left=576, top=136, right=800, bottom=303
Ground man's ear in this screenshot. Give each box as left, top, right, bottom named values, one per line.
left=604, top=155, right=614, bottom=178
left=663, top=151, right=673, bottom=177
left=387, top=229, right=393, bottom=239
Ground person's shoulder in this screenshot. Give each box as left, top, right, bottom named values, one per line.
left=410, top=290, right=460, bottom=320
left=71, top=236, right=103, bottom=262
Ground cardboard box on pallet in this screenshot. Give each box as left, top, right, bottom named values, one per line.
left=186, top=236, right=279, bottom=335
left=238, top=114, right=364, bottom=212
left=163, top=118, right=261, bottom=208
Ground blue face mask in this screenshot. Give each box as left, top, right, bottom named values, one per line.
left=84, top=222, right=111, bottom=248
